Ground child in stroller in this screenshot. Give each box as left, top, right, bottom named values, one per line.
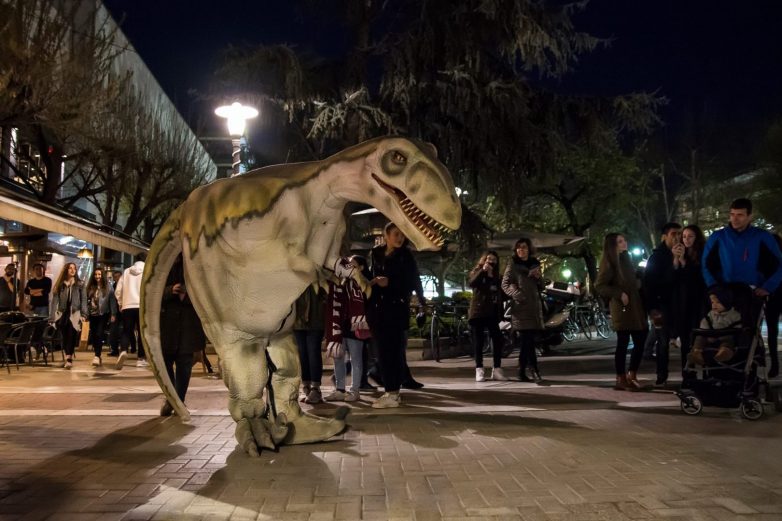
left=688, top=286, right=742, bottom=366
left=677, top=283, right=782, bottom=419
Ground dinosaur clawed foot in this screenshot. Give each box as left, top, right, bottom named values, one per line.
left=282, top=408, right=349, bottom=445
left=235, top=413, right=289, bottom=457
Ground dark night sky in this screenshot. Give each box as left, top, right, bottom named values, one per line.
left=103, top=0, right=782, bottom=159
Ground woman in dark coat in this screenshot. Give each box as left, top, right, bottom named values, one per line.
left=595, top=233, right=648, bottom=390
left=501, top=238, right=544, bottom=382
left=159, top=254, right=206, bottom=416
left=672, top=224, right=708, bottom=382
left=367, top=222, right=426, bottom=408
left=468, top=250, right=507, bottom=382
left=49, top=262, right=87, bottom=370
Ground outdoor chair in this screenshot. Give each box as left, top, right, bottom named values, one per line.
left=26, top=320, right=49, bottom=366
left=41, top=324, right=62, bottom=364
left=0, top=322, right=15, bottom=374
left=0, top=311, right=27, bottom=324
left=2, top=321, right=36, bottom=372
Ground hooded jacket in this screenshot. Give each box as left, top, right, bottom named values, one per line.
left=115, top=261, right=145, bottom=311
left=501, top=256, right=544, bottom=330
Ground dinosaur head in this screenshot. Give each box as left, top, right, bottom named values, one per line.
left=354, top=137, right=461, bottom=251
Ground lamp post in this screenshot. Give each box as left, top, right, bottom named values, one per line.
left=214, top=102, right=258, bottom=177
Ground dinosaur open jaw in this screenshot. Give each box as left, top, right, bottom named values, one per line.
left=372, top=173, right=451, bottom=248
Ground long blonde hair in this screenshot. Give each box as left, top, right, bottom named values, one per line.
left=53, top=263, right=81, bottom=294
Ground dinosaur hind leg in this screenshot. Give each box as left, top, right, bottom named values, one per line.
left=267, top=332, right=348, bottom=444
left=219, top=336, right=289, bottom=456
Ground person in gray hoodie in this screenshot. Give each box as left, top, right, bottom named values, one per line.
left=114, top=252, right=146, bottom=369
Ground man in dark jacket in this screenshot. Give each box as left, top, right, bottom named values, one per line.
left=159, top=255, right=206, bottom=416
left=0, top=263, right=19, bottom=312
left=642, top=222, right=682, bottom=387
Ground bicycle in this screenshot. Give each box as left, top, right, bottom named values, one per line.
left=568, top=296, right=612, bottom=340
left=428, top=301, right=470, bottom=362
left=562, top=311, right=580, bottom=341
left=590, top=298, right=612, bottom=339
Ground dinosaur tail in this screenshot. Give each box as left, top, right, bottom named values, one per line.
left=140, top=205, right=191, bottom=422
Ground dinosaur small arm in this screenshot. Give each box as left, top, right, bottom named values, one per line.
left=140, top=136, right=461, bottom=456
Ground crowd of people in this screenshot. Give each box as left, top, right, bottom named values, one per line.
left=3, top=197, right=782, bottom=413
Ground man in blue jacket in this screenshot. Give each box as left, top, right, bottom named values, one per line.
left=703, top=198, right=782, bottom=298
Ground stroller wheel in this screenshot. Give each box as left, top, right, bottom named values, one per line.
left=740, top=399, right=764, bottom=420
left=680, top=396, right=703, bottom=415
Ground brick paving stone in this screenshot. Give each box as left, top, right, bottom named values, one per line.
left=1, top=356, right=781, bottom=520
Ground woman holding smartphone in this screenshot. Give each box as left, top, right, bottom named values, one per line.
left=672, top=224, right=707, bottom=382
left=468, top=250, right=507, bottom=381
left=501, top=237, right=544, bottom=382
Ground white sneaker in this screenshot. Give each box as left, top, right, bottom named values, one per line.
left=136, top=359, right=149, bottom=368
left=63, top=360, right=72, bottom=370
left=91, top=356, right=101, bottom=367
left=491, top=367, right=508, bottom=381
left=475, top=367, right=485, bottom=382
left=115, top=351, right=127, bottom=370
left=371, top=392, right=401, bottom=409
left=345, top=391, right=360, bottom=402
left=325, top=390, right=346, bottom=401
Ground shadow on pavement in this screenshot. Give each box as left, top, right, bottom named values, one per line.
left=0, top=418, right=194, bottom=518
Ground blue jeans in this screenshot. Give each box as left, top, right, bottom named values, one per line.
left=333, top=337, right=364, bottom=393
left=32, top=306, right=49, bottom=317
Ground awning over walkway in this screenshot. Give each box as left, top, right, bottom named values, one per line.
left=487, top=230, right=585, bottom=255
left=0, top=192, right=148, bottom=256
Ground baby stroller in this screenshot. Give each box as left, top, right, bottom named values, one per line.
left=676, top=283, right=782, bottom=420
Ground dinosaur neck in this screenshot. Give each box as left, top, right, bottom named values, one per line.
left=298, top=157, right=367, bottom=265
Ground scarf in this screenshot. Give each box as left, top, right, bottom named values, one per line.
left=325, top=278, right=371, bottom=358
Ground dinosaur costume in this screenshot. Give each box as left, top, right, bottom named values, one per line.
left=140, top=137, right=461, bottom=456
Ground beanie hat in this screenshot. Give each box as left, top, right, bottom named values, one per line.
left=708, top=285, right=733, bottom=309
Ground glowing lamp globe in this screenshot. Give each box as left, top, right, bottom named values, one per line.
left=215, top=102, right=258, bottom=137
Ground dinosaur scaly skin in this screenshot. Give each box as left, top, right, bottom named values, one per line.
left=140, top=137, right=461, bottom=456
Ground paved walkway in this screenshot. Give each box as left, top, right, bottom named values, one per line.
left=0, top=343, right=781, bottom=520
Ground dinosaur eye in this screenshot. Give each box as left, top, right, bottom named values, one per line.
left=381, top=150, right=408, bottom=175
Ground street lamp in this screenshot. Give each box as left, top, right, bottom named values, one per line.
left=214, top=102, right=258, bottom=177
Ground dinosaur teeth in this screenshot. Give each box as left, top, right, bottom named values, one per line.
left=370, top=174, right=452, bottom=246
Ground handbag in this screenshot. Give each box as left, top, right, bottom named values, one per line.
left=325, top=340, right=345, bottom=359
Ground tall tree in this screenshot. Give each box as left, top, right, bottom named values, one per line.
left=209, top=0, right=662, bottom=291
left=73, top=86, right=212, bottom=239
left=0, top=0, right=128, bottom=203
